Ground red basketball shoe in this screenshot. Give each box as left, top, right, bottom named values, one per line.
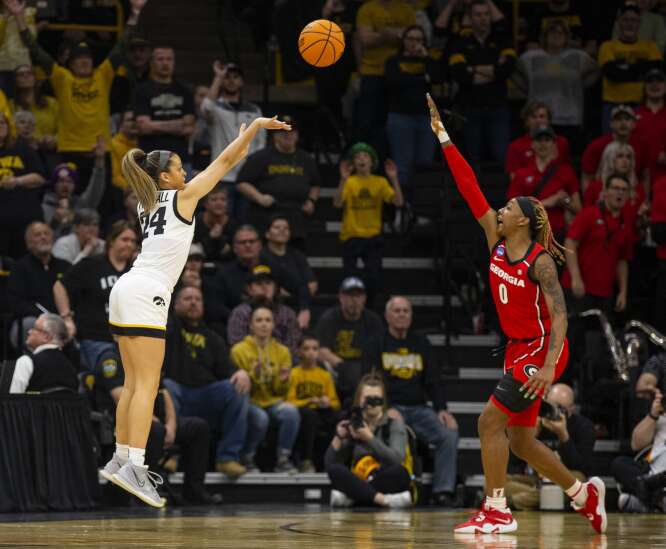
left=572, top=477, right=607, bottom=534
left=454, top=501, right=518, bottom=534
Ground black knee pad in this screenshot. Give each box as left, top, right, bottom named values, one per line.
left=492, top=372, right=535, bottom=413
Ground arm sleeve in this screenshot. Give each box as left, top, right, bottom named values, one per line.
left=77, top=165, right=107, bottom=210
left=9, top=355, right=33, bottom=393
left=442, top=144, right=491, bottom=219
left=19, top=28, right=54, bottom=75
left=367, top=420, right=406, bottom=465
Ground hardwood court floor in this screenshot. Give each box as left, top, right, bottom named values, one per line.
left=0, top=504, right=664, bottom=548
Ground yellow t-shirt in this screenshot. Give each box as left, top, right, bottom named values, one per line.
left=286, top=365, right=341, bottom=410
left=598, top=39, right=663, bottom=103
left=110, top=132, right=137, bottom=190
left=230, top=335, right=292, bottom=408
left=10, top=96, right=58, bottom=140
left=50, top=59, right=114, bottom=152
left=340, top=174, right=395, bottom=241
left=356, top=0, right=416, bottom=76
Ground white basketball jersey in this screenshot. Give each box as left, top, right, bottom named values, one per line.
left=131, top=189, right=195, bottom=290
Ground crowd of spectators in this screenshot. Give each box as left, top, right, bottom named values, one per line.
left=1, top=0, right=666, bottom=512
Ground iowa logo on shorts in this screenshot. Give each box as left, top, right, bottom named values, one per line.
left=153, top=296, right=166, bottom=307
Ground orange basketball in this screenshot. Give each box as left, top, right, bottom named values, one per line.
left=298, top=19, right=345, bottom=68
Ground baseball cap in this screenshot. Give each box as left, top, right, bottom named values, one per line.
left=68, top=41, right=93, bottom=63
left=339, top=276, right=366, bottom=293
left=530, top=125, right=556, bottom=140
left=188, top=242, right=205, bottom=259
left=611, top=104, right=636, bottom=120
left=224, top=62, right=244, bottom=77
left=645, top=68, right=666, bottom=82
left=618, top=1, right=641, bottom=16
left=247, top=264, right=274, bottom=284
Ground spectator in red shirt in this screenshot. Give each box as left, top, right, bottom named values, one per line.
left=635, top=68, right=666, bottom=182
left=652, top=175, right=666, bottom=331
left=563, top=173, right=633, bottom=315
left=582, top=142, right=648, bottom=239
left=581, top=104, right=649, bottom=191
left=507, top=125, right=580, bottom=240
left=504, top=101, right=571, bottom=177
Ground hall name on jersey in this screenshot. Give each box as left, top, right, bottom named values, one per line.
left=157, top=191, right=170, bottom=203
left=490, top=263, right=526, bottom=288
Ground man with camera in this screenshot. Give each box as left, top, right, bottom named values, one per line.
left=613, top=352, right=666, bottom=512
left=506, top=383, right=596, bottom=509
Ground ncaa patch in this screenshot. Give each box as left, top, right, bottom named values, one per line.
left=153, top=296, right=166, bottom=307
left=496, top=247, right=505, bottom=257
left=102, top=358, right=118, bottom=378
left=523, top=364, right=539, bottom=377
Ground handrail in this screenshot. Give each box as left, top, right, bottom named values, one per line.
left=43, top=0, right=124, bottom=35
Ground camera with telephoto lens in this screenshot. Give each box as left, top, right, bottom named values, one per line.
left=349, top=406, right=365, bottom=429
left=539, top=400, right=564, bottom=421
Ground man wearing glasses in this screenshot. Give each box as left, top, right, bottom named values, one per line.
left=9, top=313, right=77, bottom=394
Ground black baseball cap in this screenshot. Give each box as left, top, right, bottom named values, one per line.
left=645, top=68, right=666, bottom=82
left=68, top=41, right=93, bottom=63
left=247, top=265, right=274, bottom=284
left=339, top=276, right=366, bottom=293
left=224, top=62, right=244, bottom=77
left=618, top=1, right=641, bottom=16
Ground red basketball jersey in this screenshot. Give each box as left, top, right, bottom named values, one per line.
left=489, top=240, right=551, bottom=342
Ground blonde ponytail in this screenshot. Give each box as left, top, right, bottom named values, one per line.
left=530, top=197, right=566, bottom=265
left=121, top=148, right=158, bottom=212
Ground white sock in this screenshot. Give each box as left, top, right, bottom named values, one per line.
left=486, top=495, right=508, bottom=511
left=566, top=479, right=587, bottom=506
left=115, top=443, right=129, bottom=459
left=128, top=447, right=146, bottom=467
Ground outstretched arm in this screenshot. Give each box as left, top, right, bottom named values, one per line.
left=521, top=253, right=568, bottom=400
left=178, top=117, right=290, bottom=219
left=427, top=94, right=499, bottom=251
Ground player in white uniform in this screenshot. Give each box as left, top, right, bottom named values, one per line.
left=101, top=117, right=290, bottom=507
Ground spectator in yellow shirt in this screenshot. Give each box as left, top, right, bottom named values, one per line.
left=334, top=142, right=403, bottom=306
left=356, top=0, right=416, bottom=153
left=287, top=334, right=341, bottom=472
left=12, top=0, right=146, bottom=191
left=110, top=111, right=139, bottom=191
left=598, top=1, right=663, bottom=132
left=230, top=304, right=300, bottom=473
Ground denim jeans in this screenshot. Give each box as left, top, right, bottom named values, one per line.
left=394, top=404, right=459, bottom=494
left=386, top=112, right=437, bottom=192
left=79, top=339, right=114, bottom=371
left=462, top=106, right=510, bottom=166
left=244, top=401, right=301, bottom=455
left=163, top=378, right=249, bottom=462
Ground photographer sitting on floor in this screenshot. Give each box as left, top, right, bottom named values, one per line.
left=612, top=352, right=666, bottom=512
left=505, top=383, right=596, bottom=509
left=325, top=374, right=412, bottom=509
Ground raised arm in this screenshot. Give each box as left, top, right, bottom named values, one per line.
left=177, top=117, right=290, bottom=219
left=9, top=0, right=54, bottom=75
left=427, top=94, right=499, bottom=250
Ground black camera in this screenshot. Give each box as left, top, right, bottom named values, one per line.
left=539, top=400, right=563, bottom=421
left=349, top=406, right=365, bottom=429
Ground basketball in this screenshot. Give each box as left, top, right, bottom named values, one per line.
left=298, top=19, right=345, bottom=68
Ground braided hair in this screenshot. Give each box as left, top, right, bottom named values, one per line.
left=516, top=196, right=566, bottom=265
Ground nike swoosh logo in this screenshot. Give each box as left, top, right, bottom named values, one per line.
left=494, top=517, right=514, bottom=525
left=133, top=469, right=145, bottom=488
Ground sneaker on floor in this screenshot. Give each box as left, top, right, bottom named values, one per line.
left=432, top=491, right=456, bottom=508
left=330, top=489, right=354, bottom=507
left=274, top=457, right=298, bottom=474
left=216, top=460, right=247, bottom=479
left=572, top=477, right=607, bottom=533
left=454, top=502, right=518, bottom=534
left=618, top=492, right=648, bottom=513
left=383, top=491, right=412, bottom=509
left=240, top=455, right=260, bottom=473
left=299, top=460, right=316, bottom=473
left=112, top=462, right=165, bottom=508
left=100, top=453, right=127, bottom=483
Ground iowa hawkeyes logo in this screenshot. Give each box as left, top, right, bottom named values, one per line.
left=523, top=364, right=539, bottom=377
left=153, top=296, right=166, bottom=307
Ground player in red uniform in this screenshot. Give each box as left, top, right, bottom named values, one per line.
left=427, top=94, right=607, bottom=535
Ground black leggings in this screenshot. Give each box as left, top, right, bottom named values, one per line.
left=611, top=456, right=649, bottom=495
left=298, top=407, right=338, bottom=461
left=327, top=463, right=411, bottom=505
